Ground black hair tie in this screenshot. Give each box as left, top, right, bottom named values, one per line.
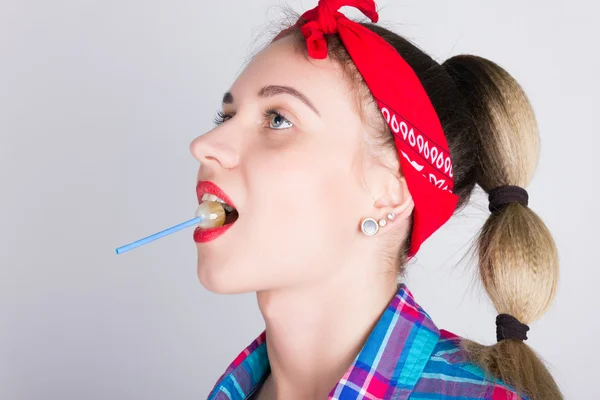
left=496, top=313, right=530, bottom=342
left=488, top=185, right=529, bottom=213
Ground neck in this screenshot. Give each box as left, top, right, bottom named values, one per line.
left=256, top=258, right=399, bottom=400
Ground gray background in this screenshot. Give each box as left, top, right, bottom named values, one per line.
left=1, top=0, right=597, bottom=398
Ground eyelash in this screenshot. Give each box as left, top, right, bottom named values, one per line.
left=213, top=108, right=292, bottom=128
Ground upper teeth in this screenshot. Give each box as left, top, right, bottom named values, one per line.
left=201, top=193, right=234, bottom=212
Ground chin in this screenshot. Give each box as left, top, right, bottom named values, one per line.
left=196, top=260, right=248, bottom=294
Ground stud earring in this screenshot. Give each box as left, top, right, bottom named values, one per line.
left=360, top=218, right=379, bottom=236
left=361, top=212, right=396, bottom=236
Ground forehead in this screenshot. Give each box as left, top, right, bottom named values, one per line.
left=228, top=35, right=355, bottom=111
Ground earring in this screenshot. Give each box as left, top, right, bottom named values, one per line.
left=360, top=212, right=396, bottom=236
left=361, top=218, right=379, bottom=235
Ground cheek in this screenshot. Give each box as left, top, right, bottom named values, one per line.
left=251, top=141, right=361, bottom=224
left=238, top=146, right=363, bottom=282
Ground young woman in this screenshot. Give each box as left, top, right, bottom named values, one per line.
left=189, top=1, right=561, bottom=399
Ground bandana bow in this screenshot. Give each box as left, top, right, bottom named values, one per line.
left=300, top=0, right=379, bottom=58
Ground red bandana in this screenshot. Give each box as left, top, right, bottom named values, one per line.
left=277, top=0, right=459, bottom=258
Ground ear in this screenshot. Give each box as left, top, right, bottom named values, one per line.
left=373, top=175, right=414, bottom=223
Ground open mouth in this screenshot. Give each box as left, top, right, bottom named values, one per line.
left=199, top=193, right=239, bottom=226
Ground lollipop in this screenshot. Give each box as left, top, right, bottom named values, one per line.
left=115, top=200, right=229, bottom=254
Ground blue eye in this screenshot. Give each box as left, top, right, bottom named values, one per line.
left=264, top=109, right=293, bottom=130
left=213, top=108, right=294, bottom=130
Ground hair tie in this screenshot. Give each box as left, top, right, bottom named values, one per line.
left=488, top=185, right=528, bottom=213
left=496, top=313, right=530, bottom=342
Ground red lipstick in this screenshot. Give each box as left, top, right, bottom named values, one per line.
left=194, top=181, right=237, bottom=243
left=196, top=181, right=237, bottom=208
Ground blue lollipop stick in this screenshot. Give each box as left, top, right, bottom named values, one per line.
left=116, top=216, right=201, bottom=254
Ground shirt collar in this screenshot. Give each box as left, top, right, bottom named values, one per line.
left=207, top=283, right=440, bottom=400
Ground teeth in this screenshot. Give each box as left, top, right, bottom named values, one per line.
left=201, top=193, right=227, bottom=204
left=200, top=193, right=235, bottom=215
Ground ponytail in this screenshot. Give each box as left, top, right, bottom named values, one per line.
left=443, top=55, right=562, bottom=400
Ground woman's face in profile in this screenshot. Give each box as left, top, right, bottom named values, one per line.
left=189, top=34, right=384, bottom=294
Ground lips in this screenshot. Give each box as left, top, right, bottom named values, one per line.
left=194, top=181, right=237, bottom=243
left=193, top=223, right=234, bottom=243
left=196, top=181, right=236, bottom=209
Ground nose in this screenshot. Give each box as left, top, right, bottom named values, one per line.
left=189, top=127, right=239, bottom=171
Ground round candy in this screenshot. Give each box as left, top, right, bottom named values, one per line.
left=195, top=201, right=226, bottom=229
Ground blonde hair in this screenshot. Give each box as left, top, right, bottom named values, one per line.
left=445, top=55, right=561, bottom=399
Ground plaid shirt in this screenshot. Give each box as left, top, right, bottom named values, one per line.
left=207, top=283, right=527, bottom=399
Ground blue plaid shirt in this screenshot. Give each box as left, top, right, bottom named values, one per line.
left=207, top=283, right=527, bottom=399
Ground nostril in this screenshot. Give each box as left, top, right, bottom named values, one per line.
left=189, top=133, right=238, bottom=169
left=189, top=136, right=215, bottom=164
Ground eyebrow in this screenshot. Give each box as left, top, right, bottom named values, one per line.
left=222, top=85, right=320, bottom=116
